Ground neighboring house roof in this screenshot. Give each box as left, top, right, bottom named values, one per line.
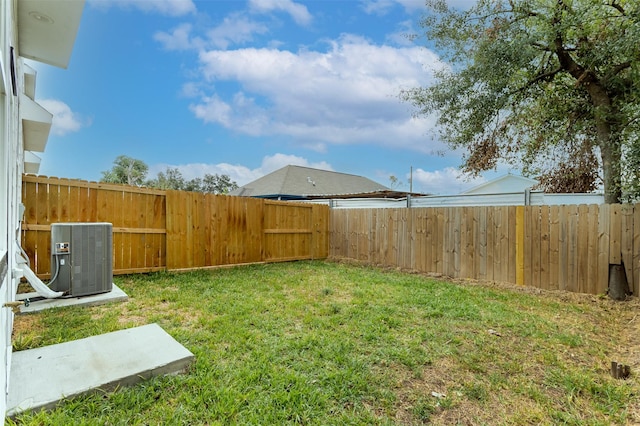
left=230, top=165, right=394, bottom=199
left=461, top=174, right=538, bottom=195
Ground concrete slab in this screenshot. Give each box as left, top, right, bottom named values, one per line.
left=7, top=323, right=194, bottom=416
left=16, top=284, right=128, bottom=313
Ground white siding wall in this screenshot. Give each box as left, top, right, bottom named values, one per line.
left=0, top=1, right=20, bottom=417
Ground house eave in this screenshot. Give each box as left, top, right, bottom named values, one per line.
left=254, top=194, right=308, bottom=201
left=23, top=63, right=36, bottom=99
left=18, top=0, right=85, bottom=69
left=21, top=93, right=52, bottom=152
left=23, top=150, right=41, bottom=174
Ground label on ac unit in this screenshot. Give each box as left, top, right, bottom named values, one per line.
left=55, top=242, right=70, bottom=253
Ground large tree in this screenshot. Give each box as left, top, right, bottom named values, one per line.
left=101, top=155, right=149, bottom=186
left=146, top=167, right=239, bottom=194
left=102, top=159, right=239, bottom=194
left=147, top=167, right=186, bottom=190
left=200, top=173, right=239, bottom=194
left=403, top=0, right=640, bottom=203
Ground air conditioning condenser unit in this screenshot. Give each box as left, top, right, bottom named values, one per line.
left=50, top=222, right=113, bottom=297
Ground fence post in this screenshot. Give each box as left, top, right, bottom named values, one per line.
left=516, top=205, right=525, bottom=285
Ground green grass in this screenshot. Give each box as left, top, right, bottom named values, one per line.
left=9, top=260, right=639, bottom=425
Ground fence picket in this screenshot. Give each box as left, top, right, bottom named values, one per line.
left=548, top=205, right=560, bottom=290
left=540, top=205, right=550, bottom=290
left=477, top=207, right=487, bottom=281
left=426, top=209, right=435, bottom=271
left=587, top=205, right=599, bottom=295
left=621, top=205, right=634, bottom=292
left=36, top=177, right=50, bottom=274
left=598, top=204, right=611, bottom=294
left=522, top=206, right=530, bottom=288
left=576, top=204, right=589, bottom=293
left=610, top=204, right=622, bottom=264
left=632, top=205, right=640, bottom=297
left=485, top=206, right=495, bottom=281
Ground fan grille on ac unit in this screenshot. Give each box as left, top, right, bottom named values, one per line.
left=50, top=223, right=113, bottom=297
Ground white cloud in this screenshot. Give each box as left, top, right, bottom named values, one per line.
left=446, top=0, right=477, bottom=10
left=206, top=14, right=270, bottom=49
left=189, top=94, right=233, bottom=127
left=394, top=0, right=430, bottom=11
left=190, top=35, right=447, bottom=153
left=154, top=23, right=204, bottom=51
left=386, top=20, right=419, bottom=46
left=39, top=99, right=88, bottom=136
left=258, top=153, right=332, bottom=176
left=361, top=0, right=395, bottom=15
left=180, top=81, right=203, bottom=98
left=249, top=0, right=312, bottom=26
left=361, top=0, right=426, bottom=15
left=89, top=0, right=196, bottom=16
left=411, top=167, right=486, bottom=195
left=361, top=0, right=473, bottom=15
left=154, top=14, right=270, bottom=51
left=150, top=153, right=332, bottom=186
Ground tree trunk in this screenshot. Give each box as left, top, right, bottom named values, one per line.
left=588, top=86, right=622, bottom=204
left=598, top=124, right=622, bottom=204
left=551, top=8, right=623, bottom=203
left=590, top=94, right=627, bottom=298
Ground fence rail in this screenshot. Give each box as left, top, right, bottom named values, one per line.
left=21, top=175, right=329, bottom=277
left=330, top=205, right=640, bottom=296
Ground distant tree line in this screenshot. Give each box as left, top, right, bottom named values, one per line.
left=100, top=155, right=239, bottom=194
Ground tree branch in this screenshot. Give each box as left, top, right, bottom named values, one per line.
left=506, top=66, right=563, bottom=98
left=531, top=42, right=553, bottom=52
left=529, top=67, right=563, bottom=86
left=608, top=1, right=626, bottom=16
left=553, top=3, right=589, bottom=82
left=604, top=61, right=632, bottom=81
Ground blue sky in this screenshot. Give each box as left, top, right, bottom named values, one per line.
left=32, top=0, right=503, bottom=194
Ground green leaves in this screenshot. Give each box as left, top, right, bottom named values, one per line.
left=405, top=0, right=640, bottom=201
left=100, top=156, right=239, bottom=194
left=100, top=155, right=149, bottom=187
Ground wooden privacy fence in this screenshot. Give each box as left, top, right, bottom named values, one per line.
left=164, top=190, right=328, bottom=270
left=21, top=175, right=329, bottom=278
left=330, top=205, right=640, bottom=296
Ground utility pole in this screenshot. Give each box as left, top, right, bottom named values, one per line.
left=409, top=166, right=413, bottom=193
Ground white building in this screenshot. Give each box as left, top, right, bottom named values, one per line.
left=1, top=0, right=84, bottom=418
left=460, top=174, right=539, bottom=195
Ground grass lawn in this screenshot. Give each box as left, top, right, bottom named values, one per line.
left=9, top=260, right=640, bottom=425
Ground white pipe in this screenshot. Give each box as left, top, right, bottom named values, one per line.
left=15, top=253, right=63, bottom=299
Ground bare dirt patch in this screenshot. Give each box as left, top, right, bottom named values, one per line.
left=12, top=314, right=43, bottom=337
